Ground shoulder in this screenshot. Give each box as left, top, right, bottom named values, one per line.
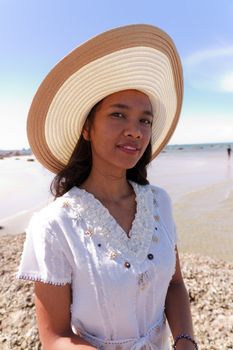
left=149, top=184, right=172, bottom=206
left=148, top=184, right=174, bottom=222
left=131, top=181, right=173, bottom=215
left=29, top=187, right=81, bottom=229
left=130, top=181, right=172, bottom=207
left=149, top=184, right=177, bottom=244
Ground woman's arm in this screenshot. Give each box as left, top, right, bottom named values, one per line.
left=165, top=247, right=197, bottom=350
left=34, top=282, right=97, bottom=350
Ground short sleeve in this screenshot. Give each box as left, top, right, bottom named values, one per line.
left=17, top=212, right=72, bottom=285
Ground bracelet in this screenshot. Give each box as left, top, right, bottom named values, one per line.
left=172, top=333, right=198, bottom=349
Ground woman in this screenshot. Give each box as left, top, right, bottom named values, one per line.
left=18, top=25, right=198, bottom=350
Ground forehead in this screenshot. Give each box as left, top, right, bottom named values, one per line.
left=100, top=89, right=152, bottom=110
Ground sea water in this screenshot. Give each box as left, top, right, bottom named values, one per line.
left=148, top=143, right=233, bottom=203
left=0, top=143, right=232, bottom=235
left=0, top=156, right=53, bottom=234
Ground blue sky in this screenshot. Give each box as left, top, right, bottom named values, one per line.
left=0, top=0, right=233, bottom=149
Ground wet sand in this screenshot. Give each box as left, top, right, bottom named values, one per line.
left=148, top=150, right=233, bottom=262
left=174, top=180, right=233, bottom=262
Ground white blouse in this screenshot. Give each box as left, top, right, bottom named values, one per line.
left=18, top=181, right=177, bottom=350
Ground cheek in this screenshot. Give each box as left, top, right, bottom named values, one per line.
left=90, top=130, right=115, bottom=154
left=90, top=122, right=120, bottom=144
left=142, top=128, right=152, bottom=143
left=91, top=129, right=114, bottom=144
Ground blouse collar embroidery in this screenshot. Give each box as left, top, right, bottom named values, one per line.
left=65, top=181, right=157, bottom=263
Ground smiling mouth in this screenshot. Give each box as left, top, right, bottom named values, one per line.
left=117, top=145, right=140, bottom=154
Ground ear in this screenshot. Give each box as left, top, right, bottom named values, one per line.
left=82, top=121, right=90, bottom=141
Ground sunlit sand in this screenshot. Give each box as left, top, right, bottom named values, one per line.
left=149, top=149, right=233, bottom=262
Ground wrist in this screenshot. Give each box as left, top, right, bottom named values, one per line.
left=172, top=333, right=198, bottom=350
left=175, top=338, right=197, bottom=350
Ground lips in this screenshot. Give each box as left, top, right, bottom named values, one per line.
left=122, top=145, right=138, bottom=150
left=117, top=143, right=140, bottom=154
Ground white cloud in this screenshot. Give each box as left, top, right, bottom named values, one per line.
left=184, top=47, right=233, bottom=66
left=184, top=46, right=233, bottom=93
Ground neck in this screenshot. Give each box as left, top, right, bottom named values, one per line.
left=81, top=166, right=133, bottom=203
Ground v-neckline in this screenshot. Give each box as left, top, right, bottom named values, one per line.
left=77, top=180, right=138, bottom=238
left=67, top=181, right=156, bottom=262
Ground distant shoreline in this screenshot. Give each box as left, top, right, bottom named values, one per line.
left=0, top=148, right=32, bottom=159
left=1, top=141, right=232, bottom=158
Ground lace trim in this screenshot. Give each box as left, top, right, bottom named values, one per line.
left=17, top=274, right=71, bottom=286
left=65, top=182, right=158, bottom=263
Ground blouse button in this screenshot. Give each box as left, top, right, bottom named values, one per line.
left=124, top=261, right=131, bottom=269
left=85, top=229, right=93, bottom=236
left=109, top=251, right=118, bottom=259
left=147, top=253, right=154, bottom=260
left=62, top=201, right=70, bottom=208
left=98, top=243, right=101, bottom=247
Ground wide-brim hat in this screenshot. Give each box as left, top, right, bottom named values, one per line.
left=27, top=24, right=183, bottom=173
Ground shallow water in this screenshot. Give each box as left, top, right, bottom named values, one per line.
left=0, top=149, right=233, bottom=235
left=0, top=157, right=53, bottom=234
left=148, top=149, right=233, bottom=203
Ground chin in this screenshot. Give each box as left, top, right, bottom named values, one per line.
left=118, top=160, right=139, bottom=170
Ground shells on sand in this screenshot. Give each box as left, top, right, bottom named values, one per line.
left=1, top=233, right=233, bottom=350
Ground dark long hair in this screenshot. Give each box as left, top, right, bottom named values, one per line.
left=50, top=101, right=152, bottom=198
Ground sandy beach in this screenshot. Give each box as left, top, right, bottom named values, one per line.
left=1, top=145, right=233, bottom=349
left=149, top=148, right=233, bottom=263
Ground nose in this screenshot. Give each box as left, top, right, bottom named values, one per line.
left=123, top=121, right=142, bottom=139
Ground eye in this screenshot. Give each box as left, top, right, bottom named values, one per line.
left=111, top=112, right=125, bottom=118
left=140, top=118, right=152, bottom=126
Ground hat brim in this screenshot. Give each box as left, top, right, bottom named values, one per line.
left=27, top=24, right=183, bottom=173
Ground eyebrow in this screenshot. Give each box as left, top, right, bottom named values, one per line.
left=109, top=103, right=154, bottom=117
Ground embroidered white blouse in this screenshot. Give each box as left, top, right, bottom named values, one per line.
left=18, top=182, right=177, bottom=350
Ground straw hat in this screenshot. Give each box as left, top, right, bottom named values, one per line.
left=27, top=24, right=183, bottom=173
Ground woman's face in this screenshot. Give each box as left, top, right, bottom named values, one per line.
left=83, top=89, right=153, bottom=174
